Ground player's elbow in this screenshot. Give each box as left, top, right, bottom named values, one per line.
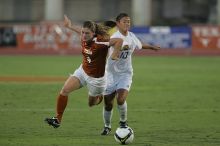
left=116, top=38, right=123, bottom=45
left=110, top=38, right=123, bottom=47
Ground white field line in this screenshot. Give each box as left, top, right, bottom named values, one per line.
left=0, top=108, right=219, bottom=112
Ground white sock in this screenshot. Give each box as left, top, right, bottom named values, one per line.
left=117, top=101, right=127, bottom=122
left=103, top=107, right=113, bottom=128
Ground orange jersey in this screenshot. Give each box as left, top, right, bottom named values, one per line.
left=81, top=37, right=109, bottom=78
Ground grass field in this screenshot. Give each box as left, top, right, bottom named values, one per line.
left=0, top=55, right=220, bottom=146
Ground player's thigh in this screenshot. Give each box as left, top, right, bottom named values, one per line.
left=61, top=76, right=81, bottom=94
left=116, top=75, right=132, bottom=104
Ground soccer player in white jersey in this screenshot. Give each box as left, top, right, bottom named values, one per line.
left=101, top=13, right=160, bottom=135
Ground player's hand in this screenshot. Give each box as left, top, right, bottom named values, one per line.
left=64, top=15, right=72, bottom=29
left=152, top=45, right=160, bottom=51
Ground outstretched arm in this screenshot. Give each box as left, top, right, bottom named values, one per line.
left=134, top=34, right=160, bottom=51
left=63, top=15, right=81, bottom=34
left=142, top=43, right=160, bottom=51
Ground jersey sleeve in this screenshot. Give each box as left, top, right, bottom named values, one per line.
left=131, top=32, right=142, bottom=50
left=95, top=36, right=110, bottom=46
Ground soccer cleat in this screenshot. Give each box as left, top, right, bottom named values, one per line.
left=101, top=127, right=111, bottom=135
left=119, top=121, right=128, bottom=128
left=44, top=117, right=60, bottom=128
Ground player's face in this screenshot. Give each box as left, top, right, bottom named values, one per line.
left=117, top=17, right=131, bottom=33
left=81, top=27, right=95, bottom=42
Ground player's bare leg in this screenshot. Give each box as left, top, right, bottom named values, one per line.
left=116, top=89, right=128, bottom=128
left=88, top=95, right=103, bottom=107
left=101, top=92, right=116, bottom=135
left=45, top=76, right=81, bottom=128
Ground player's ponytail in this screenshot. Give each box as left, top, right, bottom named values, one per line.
left=95, top=23, right=109, bottom=37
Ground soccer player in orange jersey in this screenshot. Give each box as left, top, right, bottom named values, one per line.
left=45, top=15, right=123, bottom=128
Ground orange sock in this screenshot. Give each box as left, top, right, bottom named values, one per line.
left=56, top=94, right=68, bottom=123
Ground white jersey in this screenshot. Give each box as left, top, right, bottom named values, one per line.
left=106, top=30, right=142, bottom=75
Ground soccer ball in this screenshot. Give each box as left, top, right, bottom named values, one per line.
left=114, top=127, right=134, bottom=145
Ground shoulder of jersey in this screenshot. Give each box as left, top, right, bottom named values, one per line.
left=128, top=31, right=135, bottom=37
left=94, top=35, right=110, bottom=46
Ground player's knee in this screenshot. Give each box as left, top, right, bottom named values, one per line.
left=104, top=98, right=114, bottom=111
left=105, top=103, right=113, bottom=111
left=60, top=88, right=70, bottom=96
left=117, top=97, right=126, bottom=105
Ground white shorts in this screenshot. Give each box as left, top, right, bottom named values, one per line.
left=71, top=65, right=106, bottom=97
left=104, top=72, right=132, bottom=95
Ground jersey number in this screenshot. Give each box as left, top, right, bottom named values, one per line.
left=120, top=51, right=128, bottom=59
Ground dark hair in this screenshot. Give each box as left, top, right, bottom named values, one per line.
left=83, top=21, right=109, bottom=37
left=116, top=13, right=129, bottom=22
left=103, top=20, right=117, bottom=28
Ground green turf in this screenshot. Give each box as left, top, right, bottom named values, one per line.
left=0, top=55, right=220, bottom=146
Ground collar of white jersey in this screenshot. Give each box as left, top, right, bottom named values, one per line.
left=117, top=30, right=130, bottom=37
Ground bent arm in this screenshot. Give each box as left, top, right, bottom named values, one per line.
left=109, top=38, right=123, bottom=48
left=109, top=38, right=123, bottom=60
left=63, top=15, right=81, bottom=34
